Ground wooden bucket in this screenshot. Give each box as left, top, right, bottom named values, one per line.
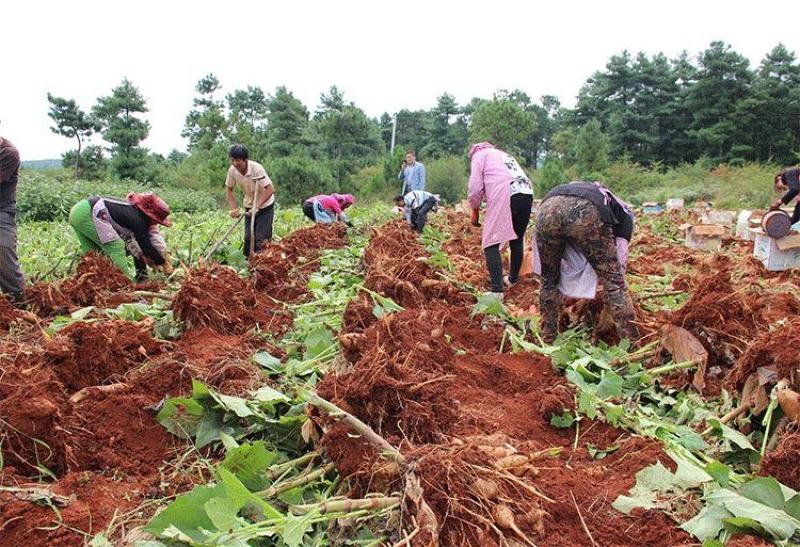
left=762, top=210, right=792, bottom=239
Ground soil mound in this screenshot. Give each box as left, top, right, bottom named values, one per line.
left=670, top=270, right=754, bottom=369
left=759, top=432, right=800, bottom=490
left=67, top=392, right=177, bottom=474
left=0, top=296, right=26, bottom=331
left=726, top=319, right=800, bottom=391
left=174, top=265, right=292, bottom=334
left=280, top=222, right=348, bottom=260
left=363, top=221, right=470, bottom=308
left=0, top=471, right=141, bottom=546
left=0, top=343, right=70, bottom=476
left=45, top=319, right=162, bottom=392
left=25, top=253, right=133, bottom=315
left=250, top=224, right=349, bottom=303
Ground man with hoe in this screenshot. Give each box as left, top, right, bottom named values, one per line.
left=225, top=144, right=276, bottom=257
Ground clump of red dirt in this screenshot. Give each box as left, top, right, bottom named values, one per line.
left=363, top=221, right=471, bottom=308
left=725, top=319, right=800, bottom=392
left=0, top=296, right=26, bottom=331
left=26, top=253, right=133, bottom=316
left=670, top=270, right=755, bottom=368
left=174, top=265, right=292, bottom=334
left=759, top=432, right=800, bottom=491
left=0, top=343, right=71, bottom=476
left=0, top=471, right=142, bottom=547
left=66, top=391, right=178, bottom=475
left=250, top=224, right=349, bottom=303
left=44, top=319, right=162, bottom=392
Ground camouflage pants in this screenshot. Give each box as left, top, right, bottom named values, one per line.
left=536, top=195, right=639, bottom=344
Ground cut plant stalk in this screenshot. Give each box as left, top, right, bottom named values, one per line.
left=302, top=391, right=406, bottom=464
left=258, top=462, right=336, bottom=499
left=290, top=496, right=400, bottom=515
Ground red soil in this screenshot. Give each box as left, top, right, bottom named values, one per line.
left=759, top=432, right=800, bottom=490
left=251, top=223, right=349, bottom=303
left=44, top=319, right=162, bottom=392
left=0, top=471, right=141, bottom=546
left=174, top=265, right=292, bottom=334
left=726, top=319, right=800, bottom=391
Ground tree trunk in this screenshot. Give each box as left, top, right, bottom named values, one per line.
left=74, top=134, right=82, bottom=180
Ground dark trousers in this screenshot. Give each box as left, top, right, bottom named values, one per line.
left=244, top=204, right=275, bottom=257
left=0, top=211, right=24, bottom=300
left=410, top=197, right=437, bottom=233
left=483, top=193, right=533, bottom=292
left=536, top=195, right=638, bottom=344
left=792, top=202, right=800, bottom=224
left=302, top=201, right=315, bottom=222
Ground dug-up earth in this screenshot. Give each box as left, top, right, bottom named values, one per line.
left=317, top=212, right=800, bottom=546
left=0, top=224, right=349, bottom=546
left=1, top=212, right=798, bottom=546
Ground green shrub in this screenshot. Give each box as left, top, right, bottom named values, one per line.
left=533, top=156, right=568, bottom=196
left=264, top=155, right=337, bottom=206
left=16, top=172, right=219, bottom=222
left=344, top=164, right=394, bottom=199
left=426, top=155, right=467, bottom=204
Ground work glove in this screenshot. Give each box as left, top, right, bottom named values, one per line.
left=470, top=208, right=481, bottom=227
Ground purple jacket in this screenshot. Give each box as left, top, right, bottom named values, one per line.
left=468, top=146, right=518, bottom=249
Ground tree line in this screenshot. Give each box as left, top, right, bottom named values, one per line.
left=46, top=41, right=799, bottom=201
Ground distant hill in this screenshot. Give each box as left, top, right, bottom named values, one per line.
left=22, top=159, right=62, bottom=170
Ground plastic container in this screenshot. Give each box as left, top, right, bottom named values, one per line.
left=762, top=210, right=793, bottom=239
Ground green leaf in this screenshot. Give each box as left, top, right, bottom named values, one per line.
left=587, top=443, right=620, bottom=460
left=786, top=495, right=800, bottom=520
left=303, top=327, right=335, bottom=360
left=708, top=488, right=800, bottom=540
left=739, top=477, right=787, bottom=510
left=705, top=461, right=731, bottom=487
left=217, top=467, right=282, bottom=521
left=253, top=386, right=290, bottom=406
left=221, top=442, right=277, bottom=491
left=283, top=513, right=314, bottom=547
left=681, top=503, right=732, bottom=541
left=596, top=371, right=624, bottom=399
left=211, top=392, right=255, bottom=419
left=706, top=419, right=756, bottom=451
left=604, top=404, right=624, bottom=426
left=156, top=397, right=206, bottom=439
left=471, top=293, right=507, bottom=318
left=204, top=496, right=246, bottom=532
left=195, top=410, right=229, bottom=449
left=722, top=516, right=768, bottom=537
left=253, top=351, right=283, bottom=373
left=577, top=390, right=598, bottom=419
left=144, top=483, right=223, bottom=541
left=549, top=411, right=576, bottom=429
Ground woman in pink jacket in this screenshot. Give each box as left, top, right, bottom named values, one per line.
left=468, top=142, right=534, bottom=297
left=302, top=193, right=354, bottom=226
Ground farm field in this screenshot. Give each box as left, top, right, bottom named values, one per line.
left=1, top=206, right=799, bottom=547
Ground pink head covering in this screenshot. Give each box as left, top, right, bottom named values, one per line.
left=333, top=193, right=355, bottom=207
left=468, top=141, right=495, bottom=159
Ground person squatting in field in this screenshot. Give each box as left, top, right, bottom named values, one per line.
left=225, top=144, right=275, bottom=257
left=771, top=166, right=800, bottom=224
left=534, top=181, right=638, bottom=345
left=68, top=192, right=173, bottom=280
left=394, top=190, right=439, bottom=233
left=398, top=149, right=426, bottom=194
left=0, top=137, right=25, bottom=306
left=467, top=142, right=534, bottom=298
left=302, top=193, right=354, bottom=226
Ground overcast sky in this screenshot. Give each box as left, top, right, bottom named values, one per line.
left=2, top=0, right=798, bottom=160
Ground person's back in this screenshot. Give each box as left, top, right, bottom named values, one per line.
left=0, top=137, right=24, bottom=303
left=0, top=138, right=20, bottom=213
